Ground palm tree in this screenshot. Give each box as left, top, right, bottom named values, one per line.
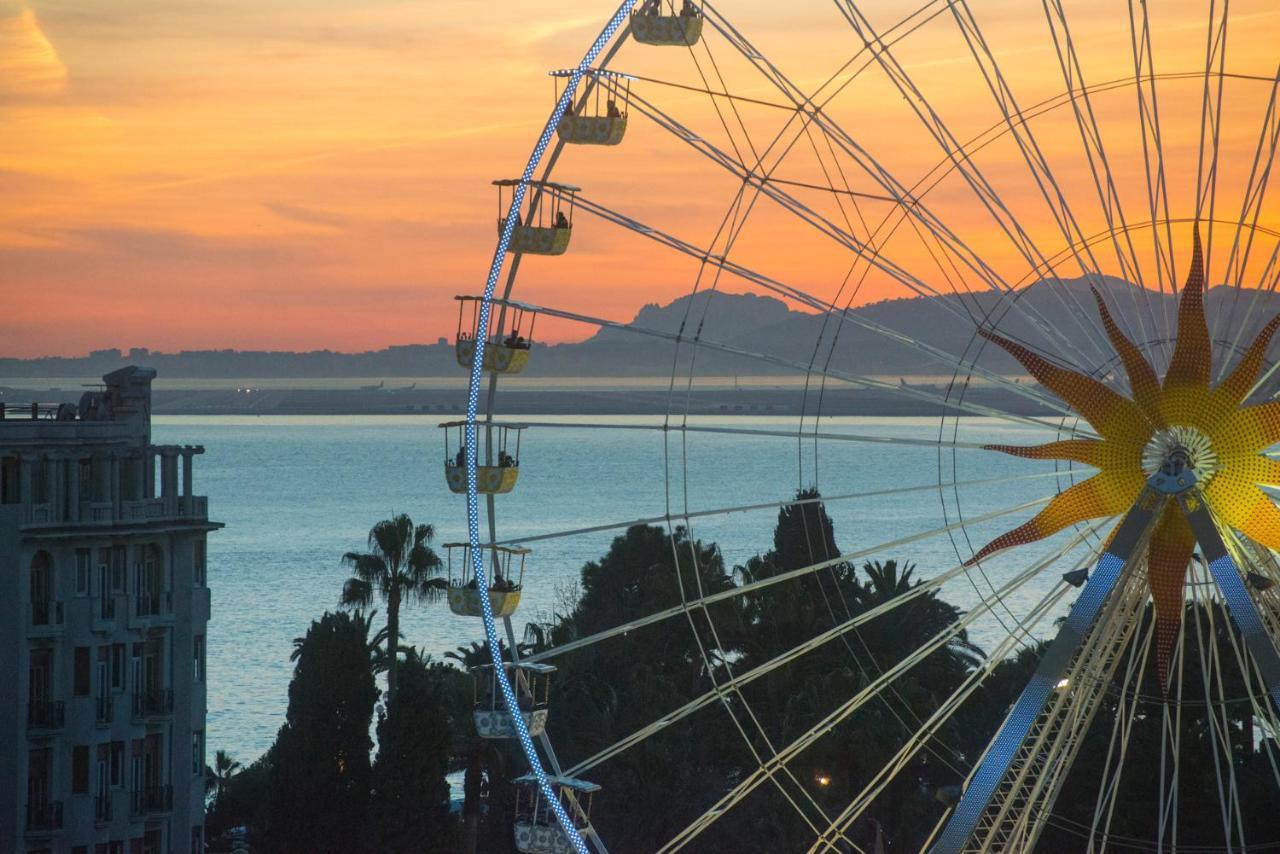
left=205, top=749, right=241, bottom=803
left=340, top=514, right=446, bottom=701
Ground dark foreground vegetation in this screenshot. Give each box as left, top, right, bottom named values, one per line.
left=204, top=498, right=1280, bottom=852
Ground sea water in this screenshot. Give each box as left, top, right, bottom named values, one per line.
left=154, top=414, right=1091, bottom=763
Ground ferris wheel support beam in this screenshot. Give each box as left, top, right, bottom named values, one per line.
left=934, top=468, right=1280, bottom=852
left=929, top=486, right=1160, bottom=854
left=1178, top=492, right=1280, bottom=710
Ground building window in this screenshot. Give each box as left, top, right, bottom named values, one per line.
left=111, top=546, right=127, bottom=593
left=76, top=549, right=91, bottom=596
left=194, top=540, right=206, bottom=587
left=74, top=647, right=91, bottom=696
left=111, top=644, right=125, bottom=692
left=193, top=635, right=205, bottom=683
left=110, top=741, right=124, bottom=788
left=192, top=729, right=204, bottom=776
left=73, top=744, right=90, bottom=794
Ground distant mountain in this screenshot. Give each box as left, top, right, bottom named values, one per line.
left=5, top=279, right=1279, bottom=382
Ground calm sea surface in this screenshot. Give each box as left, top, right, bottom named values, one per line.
left=152, top=415, right=1093, bottom=764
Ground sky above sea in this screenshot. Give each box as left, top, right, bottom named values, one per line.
left=5, top=0, right=1280, bottom=359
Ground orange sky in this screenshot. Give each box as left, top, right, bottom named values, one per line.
left=4, top=0, right=1280, bottom=358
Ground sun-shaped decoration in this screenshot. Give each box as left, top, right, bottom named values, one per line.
left=970, top=231, right=1280, bottom=689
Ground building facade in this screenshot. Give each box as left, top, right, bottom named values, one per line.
left=0, top=367, right=218, bottom=854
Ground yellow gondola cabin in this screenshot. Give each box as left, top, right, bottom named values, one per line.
left=631, top=0, right=703, bottom=46
left=454, top=296, right=537, bottom=374
left=444, top=542, right=529, bottom=618
left=494, top=179, right=579, bottom=256
left=514, top=775, right=600, bottom=854
left=441, top=421, right=525, bottom=495
left=471, top=662, right=555, bottom=739
left=552, top=69, right=630, bottom=146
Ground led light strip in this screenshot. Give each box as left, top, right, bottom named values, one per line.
left=464, top=4, right=637, bottom=853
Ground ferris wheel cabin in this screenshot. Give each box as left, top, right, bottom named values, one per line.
left=513, top=775, right=600, bottom=854
left=441, top=421, right=525, bottom=495
left=454, top=296, right=538, bottom=374
left=553, top=69, right=631, bottom=146
left=495, top=179, right=579, bottom=256
left=443, top=542, right=529, bottom=618
left=472, top=661, right=555, bottom=739
left=631, top=0, right=703, bottom=46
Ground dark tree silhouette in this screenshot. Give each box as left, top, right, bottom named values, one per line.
left=269, top=611, right=379, bottom=853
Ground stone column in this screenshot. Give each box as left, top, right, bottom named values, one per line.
left=109, top=451, right=122, bottom=519
left=145, top=448, right=156, bottom=499
left=46, top=457, right=61, bottom=521
left=181, top=449, right=194, bottom=515
left=18, top=455, right=32, bottom=505
left=94, top=453, right=110, bottom=504
left=132, top=454, right=146, bottom=501
left=161, top=449, right=178, bottom=516
left=67, top=457, right=80, bottom=522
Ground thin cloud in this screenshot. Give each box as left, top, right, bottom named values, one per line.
left=0, top=5, right=68, bottom=101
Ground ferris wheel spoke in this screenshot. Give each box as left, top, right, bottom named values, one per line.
left=1127, top=0, right=1179, bottom=343
left=1214, top=67, right=1280, bottom=378
left=1188, top=565, right=1248, bottom=848
left=1039, top=0, right=1164, bottom=362
left=524, top=496, right=1054, bottom=665
left=492, top=469, right=1071, bottom=553
left=832, top=1, right=1115, bottom=370
left=565, top=189, right=1095, bottom=428
left=706, top=3, right=1108, bottom=374
left=663, top=524, right=856, bottom=846
left=811, top=540, right=1099, bottom=851
left=947, top=0, right=1153, bottom=355
left=501, top=291, right=1087, bottom=432
left=1194, top=0, right=1230, bottom=272
left=1086, top=614, right=1156, bottom=853
left=567, top=520, right=1097, bottom=787
left=665, top=526, right=1095, bottom=852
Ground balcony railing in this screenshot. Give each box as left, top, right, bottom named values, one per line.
left=131, top=785, right=173, bottom=817
left=25, top=495, right=209, bottom=527
left=97, top=694, right=114, bottom=726
left=25, top=800, right=63, bottom=834
left=132, top=689, right=174, bottom=720
left=123, top=498, right=165, bottom=521
left=95, top=793, right=113, bottom=824
left=27, top=700, right=65, bottom=732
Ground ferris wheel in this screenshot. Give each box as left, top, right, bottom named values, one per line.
left=449, top=1, right=1280, bottom=851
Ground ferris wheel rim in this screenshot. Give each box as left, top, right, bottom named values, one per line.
left=465, top=2, right=1280, bottom=852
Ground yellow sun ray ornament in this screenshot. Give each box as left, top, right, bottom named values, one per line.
left=970, top=231, right=1280, bottom=690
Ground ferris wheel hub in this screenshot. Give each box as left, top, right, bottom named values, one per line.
left=1143, top=425, right=1219, bottom=488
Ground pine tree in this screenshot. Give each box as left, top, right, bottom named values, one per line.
left=369, top=653, right=457, bottom=852
left=269, top=611, right=379, bottom=853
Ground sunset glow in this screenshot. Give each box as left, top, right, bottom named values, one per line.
left=5, top=0, right=1280, bottom=357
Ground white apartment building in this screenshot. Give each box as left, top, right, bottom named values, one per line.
left=0, top=367, right=218, bottom=854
